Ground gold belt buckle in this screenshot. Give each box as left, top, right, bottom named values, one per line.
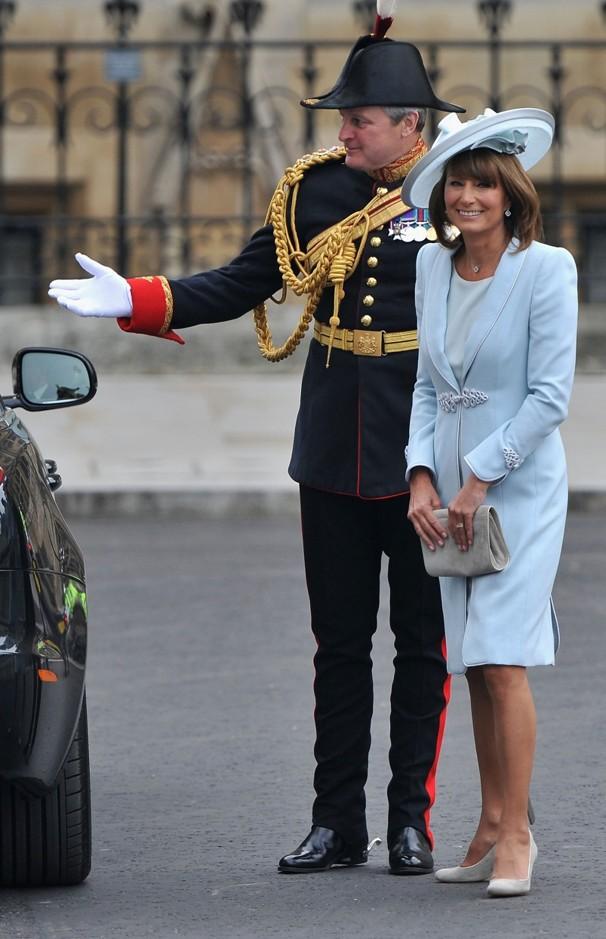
left=352, top=329, right=384, bottom=357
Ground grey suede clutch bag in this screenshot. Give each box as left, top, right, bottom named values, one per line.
left=421, top=506, right=510, bottom=578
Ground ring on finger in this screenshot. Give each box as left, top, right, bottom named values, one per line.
left=455, top=522, right=464, bottom=529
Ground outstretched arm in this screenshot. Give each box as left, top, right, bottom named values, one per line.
left=48, top=225, right=283, bottom=344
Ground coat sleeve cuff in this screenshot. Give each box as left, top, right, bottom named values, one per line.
left=117, top=275, right=185, bottom=345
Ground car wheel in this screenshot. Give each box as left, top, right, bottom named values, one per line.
left=0, top=692, right=92, bottom=886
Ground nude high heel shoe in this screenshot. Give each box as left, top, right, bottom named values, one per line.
left=435, top=845, right=495, bottom=883
left=486, top=832, right=537, bottom=898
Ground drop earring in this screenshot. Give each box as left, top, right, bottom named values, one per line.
left=505, top=208, right=512, bottom=217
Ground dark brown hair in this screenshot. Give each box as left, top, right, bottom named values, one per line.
left=428, top=148, right=543, bottom=250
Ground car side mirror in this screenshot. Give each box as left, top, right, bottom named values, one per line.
left=3, top=347, right=98, bottom=411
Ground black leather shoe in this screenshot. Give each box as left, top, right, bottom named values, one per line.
left=278, top=826, right=368, bottom=873
left=388, top=826, right=434, bottom=875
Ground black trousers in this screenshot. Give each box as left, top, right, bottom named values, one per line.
left=299, top=485, right=449, bottom=848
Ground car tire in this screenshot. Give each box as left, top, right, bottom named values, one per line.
left=0, top=692, right=92, bottom=886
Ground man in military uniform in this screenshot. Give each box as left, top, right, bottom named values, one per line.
left=49, top=10, right=464, bottom=875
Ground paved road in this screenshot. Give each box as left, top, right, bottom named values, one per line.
left=0, top=513, right=604, bottom=939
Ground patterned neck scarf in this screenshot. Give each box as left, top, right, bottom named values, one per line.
left=369, top=136, right=428, bottom=183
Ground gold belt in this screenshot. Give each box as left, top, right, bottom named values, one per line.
left=313, top=322, right=418, bottom=357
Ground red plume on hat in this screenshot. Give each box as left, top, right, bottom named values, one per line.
left=373, top=0, right=397, bottom=39
left=300, top=0, right=464, bottom=113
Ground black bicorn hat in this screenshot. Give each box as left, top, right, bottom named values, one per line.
left=300, top=37, right=465, bottom=114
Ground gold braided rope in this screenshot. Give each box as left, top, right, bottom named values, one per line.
left=253, top=146, right=380, bottom=364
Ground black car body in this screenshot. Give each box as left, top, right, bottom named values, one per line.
left=0, top=348, right=96, bottom=886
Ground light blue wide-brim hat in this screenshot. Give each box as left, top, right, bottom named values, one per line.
left=402, top=107, right=555, bottom=209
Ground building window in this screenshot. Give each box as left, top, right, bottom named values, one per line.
left=0, top=224, right=42, bottom=305
left=580, top=218, right=606, bottom=303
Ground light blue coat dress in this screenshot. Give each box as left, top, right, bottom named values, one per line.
left=405, top=240, right=578, bottom=675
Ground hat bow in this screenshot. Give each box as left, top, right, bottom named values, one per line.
left=434, top=108, right=528, bottom=156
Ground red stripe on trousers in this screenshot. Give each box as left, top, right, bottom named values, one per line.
left=423, top=637, right=451, bottom=850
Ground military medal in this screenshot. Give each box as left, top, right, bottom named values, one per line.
left=389, top=207, right=433, bottom=243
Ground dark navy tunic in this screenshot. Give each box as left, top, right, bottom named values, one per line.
left=169, top=157, right=426, bottom=498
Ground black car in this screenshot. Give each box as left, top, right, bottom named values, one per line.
left=0, top=347, right=97, bottom=886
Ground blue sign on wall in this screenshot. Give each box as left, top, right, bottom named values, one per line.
left=104, top=49, right=142, bottom=82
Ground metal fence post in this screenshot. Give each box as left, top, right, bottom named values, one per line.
left=53, top=45, right=69, bottom=274
left=178, top=44, right=194, bottom=274
left=477, top=1, right=512, bottom=111
left=301, top=43, right=317, bottom=153
left=0, top=0, right=16, bottom=304
left=104, top=0, right=141, bottom=273
left=230, top=1, right=264, bottom=240
left=548, top=43, right=565, bottom=247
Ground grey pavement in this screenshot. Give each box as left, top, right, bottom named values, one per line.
left=0, top=513, right=603, bottom=938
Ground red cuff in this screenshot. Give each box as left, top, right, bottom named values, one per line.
left=117, top=275, right=184, bottom=345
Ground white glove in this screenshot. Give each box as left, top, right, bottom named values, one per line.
left=48, top=253, right=133, bottom=318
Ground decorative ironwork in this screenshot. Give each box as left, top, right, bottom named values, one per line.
left=0, top=32, right=605, bottom=303
left=477, top=1, right=513, bottom=111
left=230, top=0, right=264, bottom=36
left=477, top=1, right=512, bottom=38
left=104, top=0, right=141, bottom=41
left=0, top=0, right=15, bottom=38
left=179, top=2, right=216, bottom=38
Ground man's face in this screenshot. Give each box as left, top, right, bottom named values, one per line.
left=338, top=106, right=413, bottom=172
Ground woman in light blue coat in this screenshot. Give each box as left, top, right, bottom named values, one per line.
left=402, top=109, right=577, bottom=897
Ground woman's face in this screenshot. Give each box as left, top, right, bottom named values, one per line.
left=443, top=171, right=510, bottom=240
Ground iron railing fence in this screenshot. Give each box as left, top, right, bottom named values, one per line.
left=0, top=37, right=605, bottom=302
